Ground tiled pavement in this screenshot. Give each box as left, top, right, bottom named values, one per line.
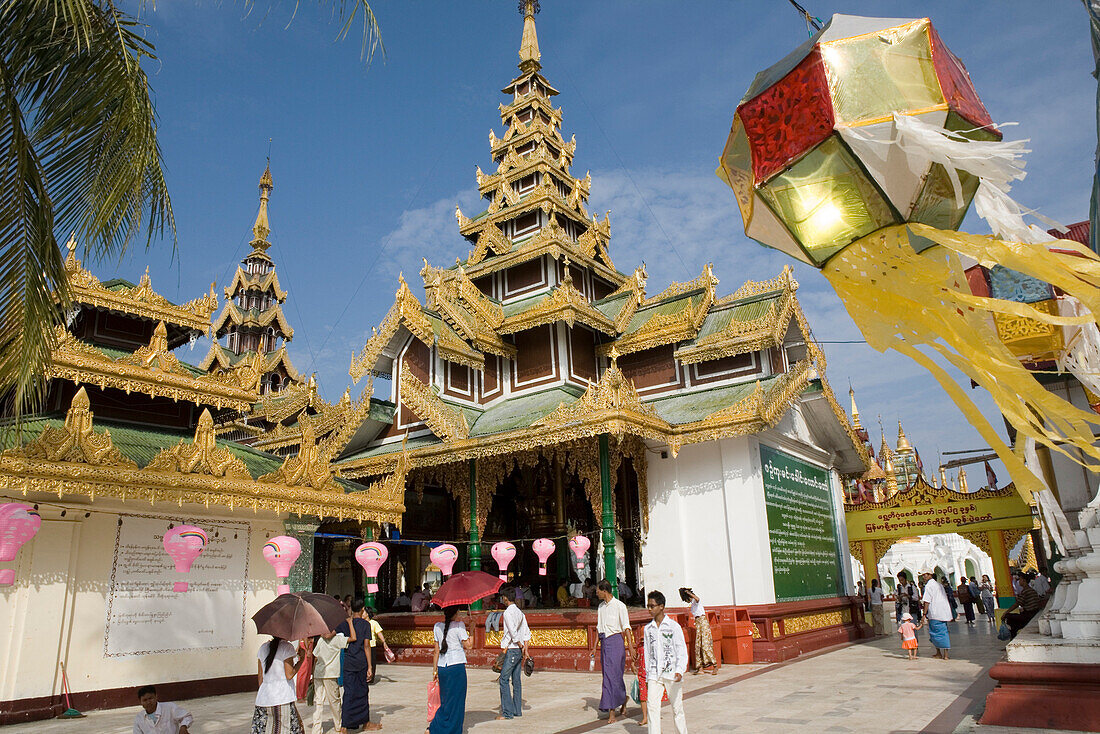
left=4, top=619, right=1092, bottom=733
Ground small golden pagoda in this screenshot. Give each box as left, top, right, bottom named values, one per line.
left=203, top=163, right=301, bottom=395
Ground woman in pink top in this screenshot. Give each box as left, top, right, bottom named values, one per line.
left=898, top=612, right=923, bottom=661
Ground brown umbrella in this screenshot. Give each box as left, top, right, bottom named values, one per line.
left=252, top=592, right=347, bottom=640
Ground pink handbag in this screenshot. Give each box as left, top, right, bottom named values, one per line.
left=427, top=679, right=441, bottom=724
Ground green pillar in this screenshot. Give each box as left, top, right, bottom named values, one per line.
left=363, top=524, right=376, bottom=609
left=469, top=458, right=483, bottom=610
left=599, top=434, right=618, bottom=598
left=283, top=515, right=319, bottom=593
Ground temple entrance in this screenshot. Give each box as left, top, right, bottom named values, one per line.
left=845, top=477, right=1036, bottom=606
left=313, top=519, right=365, bottom=600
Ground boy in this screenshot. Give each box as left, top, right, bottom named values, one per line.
left=132, top=685, right=192, bottom=734
left=642, top=590, right=689, bottom=734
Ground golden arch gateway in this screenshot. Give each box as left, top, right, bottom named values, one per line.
left=845, top=477, right=1036, bottom=605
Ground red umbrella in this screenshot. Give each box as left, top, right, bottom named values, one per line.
left=252, top=592, right=347, bottom=640
left=431, top=570, right=503, bottom=607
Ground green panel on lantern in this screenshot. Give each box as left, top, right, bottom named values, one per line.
left=944, top=111, right=1001, bottom=142
left=820, top=20, right=941, bottom=125
left=910, top=163, right=978, bottom=231
left=758, top=135, right=897, bottom=265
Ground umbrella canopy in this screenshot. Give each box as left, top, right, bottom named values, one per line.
left=252, top=592, right=347, bottom=640
left=432, top=571, right=503, bottom=607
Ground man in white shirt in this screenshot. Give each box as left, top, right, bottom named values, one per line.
left=588, top=579, right=634, bottom=723
left=643, top=590, right=689, bottom=734
left=496, top=586, right=531, bottom=720
left=1030, top=571, right=1051, bottom=597
left=920, top=569, right=953, bottom=659
left=133, top=686, right=192, bottom=734
left=310, top=630, right=348, bottom=734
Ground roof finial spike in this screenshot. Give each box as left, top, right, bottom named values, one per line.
left=848, top=384, right=863, bottom=431
left=251, top=160, right=274, bottom=253
left=897, top=419, right=912, bottom=453
left=517, top=0, right=542, bottom=72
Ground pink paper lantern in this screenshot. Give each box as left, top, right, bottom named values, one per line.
left=355, top=542, right=389, bottom=593
left=0, top=503, right=41, bottom=586
left=429, top=544, right=459, bottom=577
left=162, top=525, right=208, bottom=592
left=263, top=536, right=301, bottom=595
left=491, top=541, right=516, bottom=581
left=532, top=538, right=555, bottom=576
left=568, top=535, right=591, bottom=570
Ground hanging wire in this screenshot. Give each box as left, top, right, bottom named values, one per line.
left=786, top=0, right=823, bottom=35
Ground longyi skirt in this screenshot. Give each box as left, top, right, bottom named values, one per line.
left=251, top=703, right=304, bottom=734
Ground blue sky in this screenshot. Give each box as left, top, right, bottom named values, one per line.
left=105, top=1, right=1093, bottom=480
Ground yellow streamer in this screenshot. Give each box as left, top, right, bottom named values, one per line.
left=822, top=224, right=1100, bottom=502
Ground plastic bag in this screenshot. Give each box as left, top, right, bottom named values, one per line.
left=630, top=677, right=641, bottom=704
left=384, top=645, right=396, bottom=664
left=997, top=623, right=1012, bottom=641
left=427, top=679, right=441, bottom=724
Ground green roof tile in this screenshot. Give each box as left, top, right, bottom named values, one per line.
left=643, top=377, right=780, bottom=425
left=468, top=385, right=584, bottom=436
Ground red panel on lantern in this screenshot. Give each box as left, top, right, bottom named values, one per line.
left=739, top=48, right=835, bottom=183
left=929, top=27, right=997, bottom=135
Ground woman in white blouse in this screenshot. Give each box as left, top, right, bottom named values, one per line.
left=252, top=636, right=306, bottom=734
left=427, top=606, right=474, bottom=734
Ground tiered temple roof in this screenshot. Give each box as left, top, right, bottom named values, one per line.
left=203, top=164, right=301, bottom=394
left=336, top=4, right=869, bottom=483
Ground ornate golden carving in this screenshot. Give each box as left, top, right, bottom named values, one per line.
left=10, top=388, right=136, bottom=467
left=499, top=270, right=616, bottom=335
left=843, top=472, right=1024, bottom=512
left=387, top=630, right=436, bottom=647
left=211, top=300, right=295, bottom=339
left=486, top=628, right=588, bottom=647
left=781, top=609, right=849, bottom=635
left=994, top=299, right=1065, bottom=362
left=349, top=276, right=438, bottom=382
left=49, top=328, right=257, bottom=411
left=400, top=371, right=470, bottom=441
left=675, top=284, right=795, bottom=365
left=147, top=410, right=252, bottom=479
left=535, top=358, right=667, bottom=437
left=62, top=244, right=216, bottom=332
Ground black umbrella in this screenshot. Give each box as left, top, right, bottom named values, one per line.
left=252, top=592, right=347, bottom=640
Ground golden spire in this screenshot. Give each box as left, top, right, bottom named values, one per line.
left=884, top=451, right=898, bottom=497
left=939, top=465, right=947, bottom=488
left=896, top=419, right=912, bottom=453
left=878, top=422, right=892, bottom=462
left=849, top=386, right=863, bottom=431
left=518, top=0, right=542, bottom=73
left=958, top=468, right=968, bottom=492
left=251, top=160, right=274, bottom=253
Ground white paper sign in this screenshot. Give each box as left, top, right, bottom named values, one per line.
left=104, top=515, right=250, bottom=657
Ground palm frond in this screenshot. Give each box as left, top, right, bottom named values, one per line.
left=0, top=55, right=64, bottom=420
left=245, top=1, right=385, bottom=63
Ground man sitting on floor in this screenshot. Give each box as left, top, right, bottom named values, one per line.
left=133, top=685, right=192, bottom=734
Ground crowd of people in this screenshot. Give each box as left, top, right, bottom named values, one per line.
left=858, top=566, right=1053, bottom=662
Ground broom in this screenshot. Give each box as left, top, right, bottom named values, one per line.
left=57, top=662, right=85, bottom=718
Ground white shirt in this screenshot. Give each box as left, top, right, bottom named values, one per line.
left=133, top=701, right=192, bottom=734
left=643, top=616, right=688, bottom=681
left=690, top=598, right=705, bottom=618
left=921, top=579, right=953, bottom=621
left=312, top=633, right=348, bottom=679
left=434, top=620, right=469, bottom=667
left=569, top=583, right=584, bottom=598
left=869, top=588, right=885, bottom=606
left=255, top=640, right=297, bottom=707
left=501, top=603, right=531, bottom=650
left=1031, top=576, right=1051, bottom=596
left=596, top=597, right=631, bottom=636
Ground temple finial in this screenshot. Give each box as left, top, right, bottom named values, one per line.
left=251, top=160, right=274, bottom=253
left=896, top=419, right=912, bottom=453
left=518, top=0, right=541, bottom=73
left=848, top=385, right=862, bottom=431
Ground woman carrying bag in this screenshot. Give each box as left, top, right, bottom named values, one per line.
left=427, top=606, right=473, bottom=734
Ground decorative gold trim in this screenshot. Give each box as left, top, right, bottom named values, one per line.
left=781, top=609, right=850, bottom=635
left=223, top=268, right=288, bottom=303
left=387, top=630, right=436, bottom=646
left=62, top=243, right=216, bottom=333
left=49, top=329, right=257, bottom=411
left=9, top=387, right=136, bottom=467
left=675, top=282, right=796, bottom=365
left=486, top=628, right=588, bottom=647
left=211, top=300, right=295, bottom=339
left=146, top=410, right=253, bottom=479
left=349, top=276, right=438, bottom=382
left=399, top=371, right=470, bottom=441
left=599, top=264, right=717, bottom=357
left=498, top=270, right=616, bottom=336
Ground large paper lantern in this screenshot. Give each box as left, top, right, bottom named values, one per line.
left=429, top=544, right=458, bottom=577
left=0, top=503, right=41, bottom=586
left=718, top=14, right=1100, bottom=497
left=491, top=541, right=516, bottom=582
left=263, top=536, right=301, bottom=595
left=163, top=525, right=208, bottom=592
left=568, top=535, right=590, bottom=571
left=532, top=538, right=555, bottom=576
left=355, top=542, right=389, bottom=593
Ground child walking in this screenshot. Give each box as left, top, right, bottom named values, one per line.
left=898, top=611, right=923, bottom=660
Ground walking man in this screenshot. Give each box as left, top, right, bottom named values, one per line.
left=920, top=569, right=953, bottom=659
left=133, top=685, right=192, bottom=734
left=643, top=590, right=689, bottom=734
left=310, top=629, right=348, bottom=734
left=589, top=579, right=634, bottom=723
left=496, top=586, right=530, bottom=720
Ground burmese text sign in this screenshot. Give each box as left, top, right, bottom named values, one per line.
left=760, top=444, right=841, bottom=602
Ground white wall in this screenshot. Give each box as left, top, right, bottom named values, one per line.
left=0, top=500, right=287, bottom=703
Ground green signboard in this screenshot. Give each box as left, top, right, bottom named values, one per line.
left=760, top=443, right=841, bottom=601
